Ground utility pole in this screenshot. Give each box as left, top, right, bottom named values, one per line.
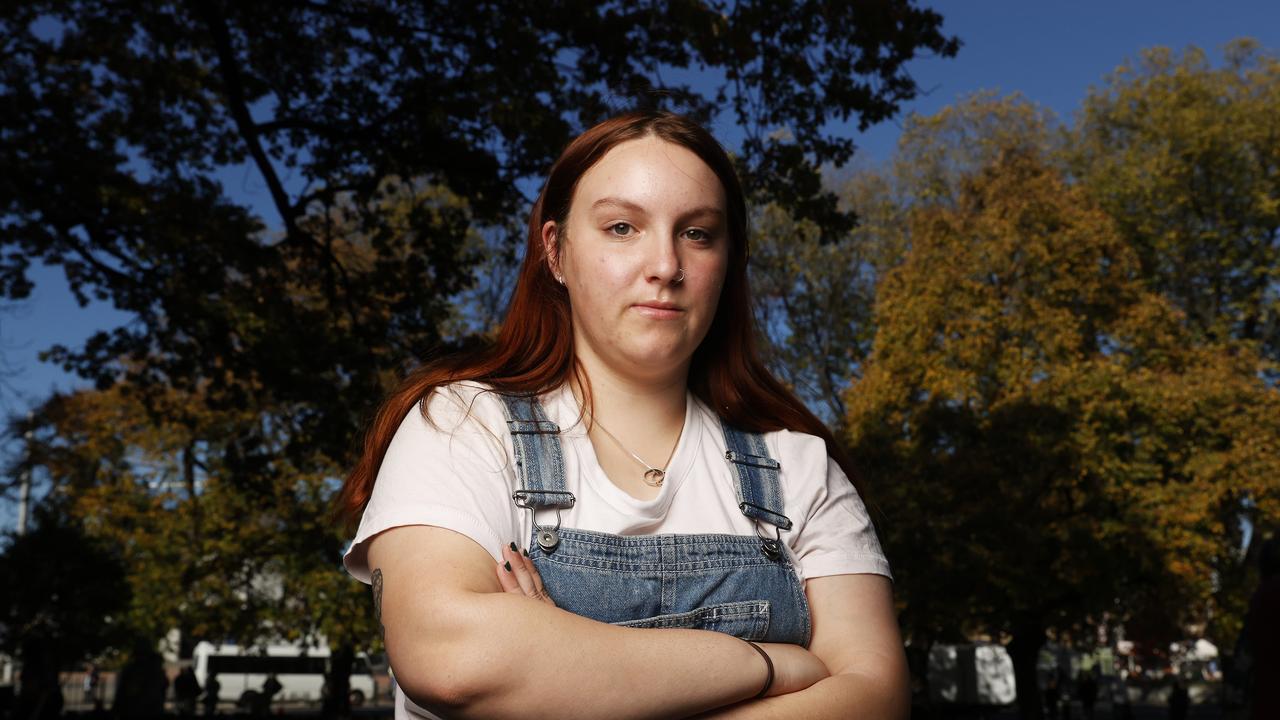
left=16, top=411, right=33, bottom=536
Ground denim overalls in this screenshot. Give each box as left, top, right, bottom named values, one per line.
left=497, top=394, right=812, bottom=646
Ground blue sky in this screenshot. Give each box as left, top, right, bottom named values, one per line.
left=4, top=1, right=1279, bottom=526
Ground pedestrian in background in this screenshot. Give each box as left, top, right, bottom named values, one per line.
left=1244, top=537, right=1280, bottom=719
left=173, top=666, right=200, bottom=717
left=1169, top=676, right=1190, bottom=720
left=201, top=673, right=220, bottom=717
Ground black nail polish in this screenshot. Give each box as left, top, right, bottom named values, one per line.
left=509, top=541, right=517, bottom=552
left=522, top=548, right=529, bottom=557
left=504, top=561, right=512, bottom=572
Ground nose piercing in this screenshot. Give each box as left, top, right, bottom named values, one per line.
left=672, top=268, right=686, bottom=285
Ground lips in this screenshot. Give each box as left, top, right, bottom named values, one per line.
left=632, top=301, right=685, bottom=319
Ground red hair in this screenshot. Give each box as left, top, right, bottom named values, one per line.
left=336, top=110, right=861, bottom=530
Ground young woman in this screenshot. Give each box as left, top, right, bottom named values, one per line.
left=337, top=110, right=907, bottom=719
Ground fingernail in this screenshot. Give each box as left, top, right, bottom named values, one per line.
left=509, top=541, right=518, bottom=552
left=521, top=548, right=529, bottom=557
left=503, top=561, right=512, bottom=572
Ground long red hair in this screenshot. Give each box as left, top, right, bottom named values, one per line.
left=336, top=110, right=861, bottom=531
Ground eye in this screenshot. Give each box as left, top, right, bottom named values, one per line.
left=684, top=228, right=712, bottom=243
left=608, top=222, right=635, bottom=237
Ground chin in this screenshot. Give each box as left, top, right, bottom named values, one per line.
left=620, top=343, right=694, bottom=374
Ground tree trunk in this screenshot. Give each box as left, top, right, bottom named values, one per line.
left=322, top=644, right=354, bottom=719
left=907, top=633, right=937, bottom=720
left=178, top=624, right=196, bottom=661
left=1009, top=616, right=1046, bottom=720
left=15, top=639, right=63, bottom=720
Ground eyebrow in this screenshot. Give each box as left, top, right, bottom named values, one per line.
left=589, top=196, right=725, bottom=221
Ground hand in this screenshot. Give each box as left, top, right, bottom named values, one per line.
left=755, top=642, right=830, bottom=698
left=495, top=541, right=556, bottom=607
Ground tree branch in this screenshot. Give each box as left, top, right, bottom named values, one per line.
left=254, top=118, right=344, bottom=136
left=197, top=2, right=303, bottom=245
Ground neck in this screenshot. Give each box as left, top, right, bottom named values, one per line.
left=569, top=351, right=688, bottom=442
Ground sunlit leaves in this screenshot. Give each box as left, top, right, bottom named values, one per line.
left=846, top=142, right=1280, bottom=655
left=1072, top=39, right=1280, bottom=365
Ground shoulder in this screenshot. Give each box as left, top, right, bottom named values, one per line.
left=765, top=428, right=855, bottom=519
left=418, top=381, right=503, bottom=430
left=764, top=427, right=831, bottom=469
left=688, top=397, right=835, bottom=482
left=760, top=426, right=891, bottom=580
left=386, top=381, right=538, bottom=449
left=382, top=381, right=515, bottom=469
left=765, top=425, right=839, bottom=492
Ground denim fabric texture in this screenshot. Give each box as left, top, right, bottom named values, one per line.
left=497, top=393, right=813, bottom=647
left=502, top=394, right=571, bottom=505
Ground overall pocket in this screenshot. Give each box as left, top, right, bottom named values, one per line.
left=613, top=600, right=771, bottom=641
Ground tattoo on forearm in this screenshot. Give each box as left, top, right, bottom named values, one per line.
left=372, top=568, right=385, bottom=637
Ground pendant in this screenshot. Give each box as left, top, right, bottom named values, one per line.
left=644, top=468, right=665, bottom=487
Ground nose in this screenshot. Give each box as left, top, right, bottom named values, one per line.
left=645, top=232, right=682, bottom=286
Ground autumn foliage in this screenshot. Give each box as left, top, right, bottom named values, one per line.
left=2, top=8, right=1277, bottom=716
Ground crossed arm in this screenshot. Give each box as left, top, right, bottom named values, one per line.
left=367, top=524, right=908, bottom=719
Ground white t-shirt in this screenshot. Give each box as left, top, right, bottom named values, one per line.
left=343, top=381, right=891, bottom=583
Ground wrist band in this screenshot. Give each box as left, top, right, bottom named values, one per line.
left=745, top=640, right=774, bottom=699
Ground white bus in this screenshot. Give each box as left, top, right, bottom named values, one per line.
left=192, top=642, right=377, bottom=707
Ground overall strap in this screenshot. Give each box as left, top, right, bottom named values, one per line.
left=495, top=393, right=575, bottom=510
left=496, top=393, right=574, bottom=553
left=721, top=422, right=792, bottom=559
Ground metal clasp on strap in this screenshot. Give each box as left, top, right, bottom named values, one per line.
left=724, top=449, right=781, bottom=470
left=513, top=490, right=574, bottom=554
left=721, top=426, right=788, bottom=561
left=756, top=523, right=784, bottom=561
left=512, top=490, right=576, bottom=510
left=507, top=419, right=561, bottom=434
left=738, top=501, right=793, bottom=531
left=739, top=501, right=792, bottom=560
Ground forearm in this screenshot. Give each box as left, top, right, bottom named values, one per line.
left=693, top=671, right=909, bottom=720
left=390, top=590, right=765, bottom=719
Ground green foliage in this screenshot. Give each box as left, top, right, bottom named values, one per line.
left=2, top=0, right=959, bottom=670
left=752, top=92, right=1063, bottom=425
left=847, top=142, right=1280, bottom=654
left=727, top=40, right=1280, bottom=720
left=845, top=141, right=1280, bottom=718
left=0, top=0, right=957, bottom=468
left=751, top=203, right=878, bottom=423
left=27, top=382, right=379, bottom=654
left=1072, top=39, right=1280, bottom=363
left=892, top=91, right=1066, bottom=210
left=0, top=501, right=132, bottom=662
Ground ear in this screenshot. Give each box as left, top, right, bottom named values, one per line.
left=541, top=220, right=562, bottom=282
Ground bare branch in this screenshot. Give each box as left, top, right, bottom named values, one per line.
left=197, top=2, right=304, bottom=245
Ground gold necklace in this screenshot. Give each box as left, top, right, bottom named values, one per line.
left=591, top=417, right=678, bottom=488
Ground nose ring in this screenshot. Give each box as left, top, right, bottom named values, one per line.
left=672, top=268, right=686, bottom=285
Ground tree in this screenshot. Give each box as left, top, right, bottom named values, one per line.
left=751, top=202, right=878, bottom=424
left=1, top=6, right=960, bottom=704
left=1071, top=39, right=1280, bottom=646
left=891, top=90, right=1064, bottom=209
left=0, top=1, right=960, bottom=448
left=1071, top=39, right=1280, bottom=366
left=846, top=147, right=1280, bottom=719
left=752, top=92, right=1061, bottom=426
left=24, top=378, right=384, bottom=710
left=25, top=382, right=352, bottom=645
left=0, top=501, right=131, bottom=719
